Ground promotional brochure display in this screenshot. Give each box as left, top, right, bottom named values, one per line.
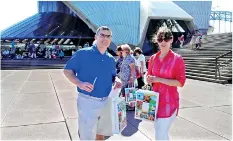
left=135, top=89, right=159, bottom=122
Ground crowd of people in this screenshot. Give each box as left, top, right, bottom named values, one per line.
left=1, top=47, right=65, bottom=60
left=116, top=45, right=146, bottom=90
left=0, top=42, right=80, bottom=60
left=1, top=40, right=96, bottom=60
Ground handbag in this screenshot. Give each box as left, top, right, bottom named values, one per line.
left=141, top=84, right=153, bottom=91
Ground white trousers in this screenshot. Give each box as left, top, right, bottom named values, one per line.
left=155, top=109, right=177, bottom=140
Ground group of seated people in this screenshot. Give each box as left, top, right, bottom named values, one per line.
left=1, top=47, right=66, bottom=60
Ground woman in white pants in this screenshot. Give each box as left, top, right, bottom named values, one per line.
left=147, top=27, right=186, bottom=140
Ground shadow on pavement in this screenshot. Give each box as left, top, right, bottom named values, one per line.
left=121, top=111, right=142, bottom=136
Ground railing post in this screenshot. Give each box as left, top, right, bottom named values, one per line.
left=215, top=58, right=218, bottom=80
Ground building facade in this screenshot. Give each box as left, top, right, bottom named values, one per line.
left=1, top=1, right=213, bottom=54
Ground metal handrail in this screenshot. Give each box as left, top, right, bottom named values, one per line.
left=216, top=50, right=232, bottom=60
left=219, top=58, right=232, bottom=69
left=215, top=50, right=232, bottom=80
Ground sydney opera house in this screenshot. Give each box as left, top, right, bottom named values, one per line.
left=1, top=1, right=212, bottom=54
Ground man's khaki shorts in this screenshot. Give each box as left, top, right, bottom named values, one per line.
left=96, top=98, right=113, bottom=136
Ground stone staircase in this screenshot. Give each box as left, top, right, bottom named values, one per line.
left=174, top=32, right=232, bottom=84
left=1, top=58, right=69, bottom=70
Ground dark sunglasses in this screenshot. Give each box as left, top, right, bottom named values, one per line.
left=99, top=33, right=112, bottom=38
left=157, top=37, right=172, bottom=43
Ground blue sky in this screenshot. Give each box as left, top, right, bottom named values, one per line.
left=0, top=0, right=232, bottom=32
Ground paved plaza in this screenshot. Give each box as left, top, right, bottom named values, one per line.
left=1, top=69, right=232, bottom=140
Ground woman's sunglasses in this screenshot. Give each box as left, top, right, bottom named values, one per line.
left=157, top=37, right=172, bottom=43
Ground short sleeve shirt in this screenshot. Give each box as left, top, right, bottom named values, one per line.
left=147, top=50, right=186, bottom=118
left=64, top=45, right=116, bottom=98
left=120, top=55, right=136, bottom=87
left=137, top=54, right=147, bottom=73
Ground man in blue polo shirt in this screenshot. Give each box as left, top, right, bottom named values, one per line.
left=64, top=26, right=122, bottom=140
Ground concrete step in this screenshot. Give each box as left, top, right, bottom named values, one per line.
left=203, top=35, right=231, bottom=39
left=204, top=33, right=232, bottom=37
left=185, top=64, right=217, bottom=69
left=177, top=50, right=232, bottom=53
left=184, top=60, right=231, bottom=65
left=174, top=48, right=232, bottom=52
left=203, top=35, right=232, bottom=39
left=186, top=68, right=231, bottom=74
left=205, top=32, right=232, bottom=36
left=0, top=59, right=68, bottom=65
left=180, top=48, right=232, bottom=52
left=186, top=66, right=232, bottom=73
left=185, top=66, right=216, bottom=71
left=184, top=59, right=225, bottom=62
left=185, top=63, right=232, bottom=68
left=182, top=45, right=231, bottom=50
left=202, top=38, right=232, bottom=43
left=202, top=40, right=232, bottom=44
left=180, top=51, right=232, bottom=54
left=186, top=71, right=231, bottom=79
left=184, top=57, right=231, bottom=61
left=185, top=62, right=221, bottom=66
left=201, top=44, right=232, bottom=48
left=186, top=70, right=232, bottom=78
left=183, top=57, right=215, bottom=60
left=202, top=40, right=231, bottom=44
left=175, top=51, right=231, bottom=56
left=185, top=62, right=232, bottom=67
left=0, top=62, right=66, bottom=67
left=200, top=44, right=232, bottom=51
left=1, top=61, right=66, bottom=65
left=183, top=57, right=230, bottom=61
left=185, top=58, right=231, bottom=62
left=1, top=65, right=64, bottom=70
left=203, top=38, right=232, bottom=41
left=182, top=54, right=232, bottom=57
left=184, top=40, right=232, bottom=49
left=183, top=57, right=231, bottom=60
left=179, top=51, right=231, bottom=54
left=145, top=56, right=230, bottom=63
left=203, top=36, right=232, bottom=40
left=202, top=41, right=232, bottom=45
left=197, top=48, right=232, bottom=51
left=2, top=57, right=68, bottom=63
left=186, top=74, right=228, bottom=84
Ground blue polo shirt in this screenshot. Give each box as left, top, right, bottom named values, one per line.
left=64, top=45, right=116, bottom=98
